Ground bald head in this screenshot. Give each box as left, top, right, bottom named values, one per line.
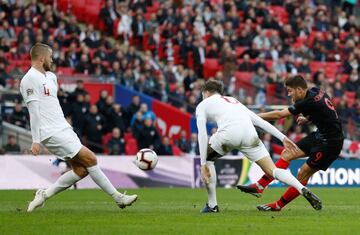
left=30, top=43, right=51, bottom=61
left=30, top=43, right=53, bottom=71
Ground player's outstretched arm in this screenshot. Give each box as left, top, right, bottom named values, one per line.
left=28, top=101, right=41, bottom=155
left=258, top=108, right=292, bottom=121
left=248, top=110, right=286, bottom=142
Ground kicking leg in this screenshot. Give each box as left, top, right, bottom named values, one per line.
left=72, top=146, right=137, bottom=208
left=27, top=160, right=88, bottom=212
left=256, top=156, right=321, bottom=211
left=237, top=149, right=305, bottom=197
left=258, top=163, right=318, bottom=211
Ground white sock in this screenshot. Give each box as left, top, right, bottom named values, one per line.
left=86, top=165, right=119, bottom=198
left=206, top=161, right=218, bottom=208
left=45, top=171, right=81, bottom=198
left=273, top=168, right=304, bottom=194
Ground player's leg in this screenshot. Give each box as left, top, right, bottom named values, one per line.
left=71, top=146, right=137, bottom=208
left=259, top=142, right=342, bottom=211
left=27, top=160, right=88, bottom=212
left=258, top=163, right=318, bottom=211
left=256, top=156, right=321, bottom=210
left=201, top=145, right=222, bottom=213
left=237, top=149, right=305, bottom=196
left=45, top=160, right=88, bottom=198
left=239, top=141, right=321, bottom=210
left=238, top=133, right=314, bottom=196
left=255, top=156, right=306, bottom=194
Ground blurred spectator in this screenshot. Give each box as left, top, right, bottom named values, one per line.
left=135, top=103, right=156, bottom=123
left=96, top=90, right=109, bottom=114
left=117, top=4, right=132, bottom=42
left=75, top=54, right=93, bottom=74
left=176, top=130, right=190, bottom=153
left=252, top=67, right=267, bottom=88
left=71, top=94, right=88, bottom=136
left=189, top=133, right=200, bottom=155
left=108, top=127, right=125, bottom=155
left=0, top=61, right=9, bottom=87
left=238, top=54, right=254, bottom=72
left=157, top=136, right=173, bottom=156
left=131, top=111, right=143, bottom=139
left=137, top=117, right=160, bottom=150
left=110, top=104, right=126, bottom=133
left=333, top=81, right=344, bottom=98
left=8, top=103, right=27, bottom=128
left=346, top=69, right=360, bottom=92
left=3, top=135, right=21, bottom=154
left=0, top=21, right=15, bottom=40
left=131, top=13, right=146, bottom=49
left=100, top=0, right=120, bottom=35
left=297, top=59, right=312, bottom=74
left=84, top=105, right=106, bottom=153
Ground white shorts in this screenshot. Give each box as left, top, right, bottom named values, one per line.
left=209, top=126, right=269, bottom=162
left=41, top=128, right=83, bottom=160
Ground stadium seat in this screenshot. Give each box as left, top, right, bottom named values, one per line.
left=345, top=91, right=356, bottom=107
left=102, top=132, right=113, bottom=154
left=85, top=0, right=103, bottom=5
left=85, top=5, right=101, bottom=28
left=72, top=1, right=86, bottom=21
left=125, top=138, right=138, bottom=155
left=57, top=67, right=74, bottom=75
left=124, top=132, right=134, bottom=142
left=172, top=145, right=183, bottom=156
left=310, top=61, right=325, bottom=74
left=58, top=0, right=70, bottom=12
left=203, top=59, right=221, bottom=79
left=235, top=47, right=247, bottom=58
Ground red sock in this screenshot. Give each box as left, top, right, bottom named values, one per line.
left=257, top=158, right=290, bottom=188
left=277, top=180, right=308, bottom=208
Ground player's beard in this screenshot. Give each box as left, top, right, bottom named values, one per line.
left=43, top=61, right=52, bottom=72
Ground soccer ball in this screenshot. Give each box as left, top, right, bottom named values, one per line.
left=134, top=148, right=158, bottom=170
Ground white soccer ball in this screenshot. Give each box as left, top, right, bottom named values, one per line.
left=134, top=148, right=158, bottom=170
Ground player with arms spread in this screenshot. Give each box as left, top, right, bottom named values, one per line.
left=20, top=43, right=137, bottom=212
left=237, top=75, right=344, bottom=211
left=196, top=79, right=322, bottom=213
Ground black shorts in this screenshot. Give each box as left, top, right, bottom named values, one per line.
left=296, top=132, right=344, bottom=171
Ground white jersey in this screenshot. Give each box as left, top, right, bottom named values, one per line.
left=196, top=94, right=285, bottom=165
left=196, top=94, right=255, bottom=132
left=20, top=67, right=71, bottom=141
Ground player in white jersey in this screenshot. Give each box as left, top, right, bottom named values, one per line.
left=20, top=43, right=137, bottom=212
left=196, top=79, right=322, bottom=213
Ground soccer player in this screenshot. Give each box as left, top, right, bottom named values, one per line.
left=196, top=79, right=322, bottom=213
left=237, top=75, right=344, bottom=211
left=20, top=43, right=137, bottom=212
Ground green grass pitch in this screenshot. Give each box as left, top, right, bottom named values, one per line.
left=0, top=188, right=359, bottom=235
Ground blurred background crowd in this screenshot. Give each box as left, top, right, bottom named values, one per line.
left=0, top=0, right=359, bottom=158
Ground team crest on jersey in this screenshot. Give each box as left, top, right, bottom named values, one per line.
left=26, top=88, right=34, bottom=96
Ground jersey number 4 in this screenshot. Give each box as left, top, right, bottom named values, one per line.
left=43, top=84, right=50, bottom=96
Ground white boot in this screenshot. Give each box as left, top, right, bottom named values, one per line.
left=113, top=192, right=138, bottom=209
left=27, top=189, right=47, bottom=212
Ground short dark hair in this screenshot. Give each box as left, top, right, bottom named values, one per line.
left=284, top=75, right=308, bottom=89
left=203, top=79, right=224, bottom=94
left=30, top=43, right=51, bottom=61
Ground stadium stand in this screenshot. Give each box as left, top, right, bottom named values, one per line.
left=0, top=0, right=359, bottom=158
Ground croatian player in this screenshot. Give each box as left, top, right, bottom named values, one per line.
left=20, top=43, right=137, bottom=212
left=196, top=79, right=322, bottom=213
left=237, top=75, right=344, bottom=211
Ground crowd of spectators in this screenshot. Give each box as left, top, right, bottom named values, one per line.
left=0, top=0, right=359, bottom=157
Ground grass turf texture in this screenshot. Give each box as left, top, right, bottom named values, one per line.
left=0, top=188, right=359, bottom=235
